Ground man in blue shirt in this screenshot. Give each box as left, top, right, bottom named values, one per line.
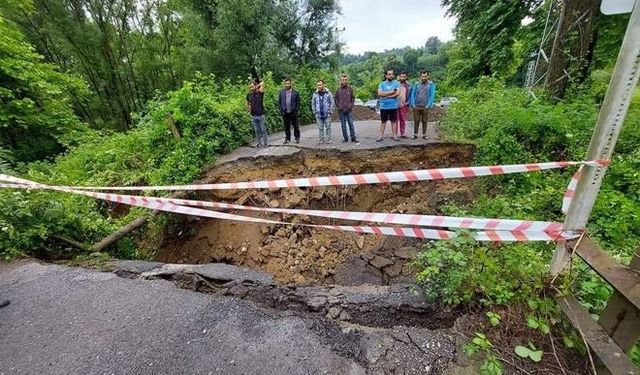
left=377, top=69, right=401, bottom=142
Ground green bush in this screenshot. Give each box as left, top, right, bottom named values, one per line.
left=418, top=76, right=640, bottom=312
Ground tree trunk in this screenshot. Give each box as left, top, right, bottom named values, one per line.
left=545, top=0, right=601, bottom=99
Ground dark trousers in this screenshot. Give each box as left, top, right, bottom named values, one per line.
left=339, top=111, right=357, bottom=141
left=282, top=112, right=300, bottom=141
left=413, top=107, right=430, bottom=135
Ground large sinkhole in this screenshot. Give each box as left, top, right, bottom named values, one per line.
left=156, top=143, right=476, bottom=285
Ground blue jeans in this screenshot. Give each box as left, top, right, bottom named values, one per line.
left=315, top=115, right=331, bottom=142
left=339, top=111, right=356, bottom=141
left=251, top=115, right=268, bottom=146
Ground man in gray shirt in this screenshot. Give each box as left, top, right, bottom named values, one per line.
left=409, top=71, right=436, bottom=139
left=334, top=74, right=358, bottom=143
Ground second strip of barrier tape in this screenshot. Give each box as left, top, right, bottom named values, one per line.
left=1, top=180, right=578, bottom=242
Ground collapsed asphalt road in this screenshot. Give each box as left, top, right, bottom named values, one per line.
left=0, top=260, right=467, bottom=375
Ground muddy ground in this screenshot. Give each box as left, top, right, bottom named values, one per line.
left=156, top=143, right=476, bottom=285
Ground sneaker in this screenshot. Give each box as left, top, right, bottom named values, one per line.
left=326, top=140, right=332, bottom=144
left=351, top=139, right=359, bottom=144
left=392, top=137, right=399, bottom=141
left=342, top=139, right=349, bottom=143
left=376, top=138, right=383, bottom=142
left=0, top=299, right=10, bottom=308
left=283, top=139, right=290, bottom=145
left=295, top=139, right=300, bottom=144
left=411, top=135, right=418, bottom=139
left=255, top=142, right=263, bottom=148
left=423, top=135, right=429, bottom=140
left=318, top=140, right=325, bottom=145
left=400, top=135, right=407, bottom=139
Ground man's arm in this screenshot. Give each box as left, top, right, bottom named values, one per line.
left=427, top=82, right=436, bottom=108
left=293, top=91, right=300, bottom=113
left=378, top=85, right=398, bottom=98
left=350, top=87, right=355, bottom=107
left=246, top=101, right=251, bottom=112
left=311, top=94, right=316, bottom=115
left=328, top=92, right=334, bottom=113
left=334, top=89, right=340, bottom=108
left=257, top=81, right=265, bottom=93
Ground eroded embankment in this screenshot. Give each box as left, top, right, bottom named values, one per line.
left=155, top=143, right=476, bottom=285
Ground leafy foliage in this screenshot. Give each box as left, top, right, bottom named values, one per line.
left=0, top=68, right=329, bottom=259
left=0, top=6, right=90, bottom=162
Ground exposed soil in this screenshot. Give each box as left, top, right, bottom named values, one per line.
left=156, top=143, right=476, bottom=285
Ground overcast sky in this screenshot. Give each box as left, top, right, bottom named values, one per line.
left=336, top=0, right=457, bottom=55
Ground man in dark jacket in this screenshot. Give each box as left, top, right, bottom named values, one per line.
left=334, top=74, right=358, bottom=143
left=278, top=78, right=301, bottom=144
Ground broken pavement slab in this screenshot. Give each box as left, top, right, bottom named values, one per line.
left=114, top=261, right=274, bottom=285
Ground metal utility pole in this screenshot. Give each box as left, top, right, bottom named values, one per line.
left=550, top=0, right=640, bottom=276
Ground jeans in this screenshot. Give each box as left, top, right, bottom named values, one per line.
left=282, top=112, right=300, bottom=141
left=251, top=115, right=268, bottom=146
left=315, top=115, right=331, bottom=142
left=339, top=111, right=357, bottom=141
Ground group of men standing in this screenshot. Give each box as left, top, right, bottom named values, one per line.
left=245, top=69, right=436, bottom=147
left=377, top=69, right=436, bottom=142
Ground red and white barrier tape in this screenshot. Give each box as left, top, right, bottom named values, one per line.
left=3, top=159, right=606, bottom=242
left=1, top=160, right=608, bottom=192
left=0, top=181, right=577, bottom=242
left=562, top=167, right=582, bottom=214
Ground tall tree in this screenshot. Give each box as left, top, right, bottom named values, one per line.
left=0, top=0, right=89, bottom=162
left=442, top=0, right=541, bottom=82
left=544, top=0, right=601, bottom=99
left=424, top=36, right=442, bottom=55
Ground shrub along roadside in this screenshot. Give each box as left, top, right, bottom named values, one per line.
left=0, top=70, right=333, bottom=260
left=414, top=76, right=640, bottom=370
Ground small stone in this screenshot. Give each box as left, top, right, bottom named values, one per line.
left=260, top=226, right=270, bottom=235
left=294, top=274, right=306, bottom=284
left=289, top=233, right=297, bottom=243
left=261, top=248, right=269, bottom=257
left=287, top=255, right=294, bottom=265
left=307, top=296, right=327, bottom=310
left=269, top=199, right=280, bottom=208
left=275, top=228, right=287, bottom=238
left=369, top=256, right=394, bottom=269
left=318, top=246, right=327, bottom=257
left=294, top=259, right=300, bottom=265
left=361, top=253, right=375, bottom=261
left=338, top=311, right=351, bottom=321
left=394, top=247, right=417, bottom=260
left=288, top=194, right=303, bottom=205
left=356, top=236, right=365, bottom=249
left=327, top=307, right=342, bottom=319
left=385, top=263, right=403, bottom=277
